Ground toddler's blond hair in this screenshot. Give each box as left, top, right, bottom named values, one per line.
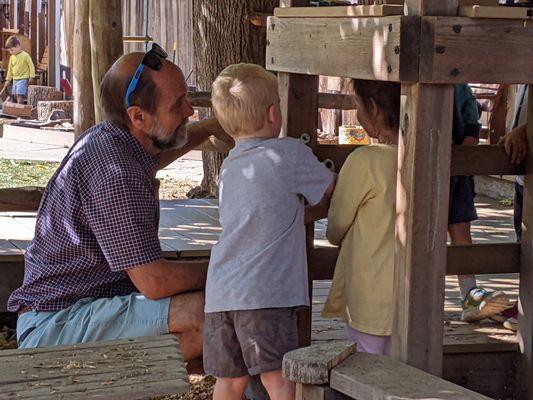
left=211, top=63, right=279, bottom=137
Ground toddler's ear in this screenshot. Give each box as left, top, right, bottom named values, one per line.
left=266, top=104, right=276, bottom=124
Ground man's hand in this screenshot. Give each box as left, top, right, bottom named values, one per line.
left=498, top=124, right=527, bottom=165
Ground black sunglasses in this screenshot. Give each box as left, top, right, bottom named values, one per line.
left=125, top=43, right=168, bottom=108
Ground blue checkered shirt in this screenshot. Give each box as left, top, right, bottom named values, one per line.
left=8, top=122, right=163, bottom=313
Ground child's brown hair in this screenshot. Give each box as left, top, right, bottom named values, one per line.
left=5, top=36, right=21, bottom=49
left=352, top=79, right=401, bottom=131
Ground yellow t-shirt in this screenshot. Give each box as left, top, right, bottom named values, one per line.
left=322, top=145, right=397, bottom=336
left=6, top=51, right=35, bottom=81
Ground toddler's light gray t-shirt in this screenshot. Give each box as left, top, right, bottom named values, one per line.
left=205, top=137, right=334, bottom=313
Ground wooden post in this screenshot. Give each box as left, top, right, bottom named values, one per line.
left=30, top=0, right=37, bottom=66
left=518, top=85, right=533, bottom=399
left=392, top=0, right=457, bottom=376
left=89, top=0, right=123, bottom=123
left=73, top=0, right=95, bottom=137
left=277, top=0, right=319, bottom=348
left=47, top=0, right=58, bottom=88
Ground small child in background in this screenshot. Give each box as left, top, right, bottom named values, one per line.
left=205, top=63, right=335, bottom=400
left=2, top=36, right=35, bottom=103
left=322, top=79, right=400, bottom=355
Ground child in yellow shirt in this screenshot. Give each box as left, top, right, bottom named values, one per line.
left=3, top=36, right=35, bottom=103
left=322, top=79, right=400, bottom=355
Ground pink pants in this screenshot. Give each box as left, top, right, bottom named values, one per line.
left=347, top=326, right=391, bottom=356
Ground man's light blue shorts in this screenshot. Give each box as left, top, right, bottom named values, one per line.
left=12, top=79, right=29, bottom=96
left=17, top=293, right=171, bottom=349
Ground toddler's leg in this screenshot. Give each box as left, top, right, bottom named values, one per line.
left=260, top=370, right=295, bottom=400
left=347, top=326, right=391, bottom=355
left=213, top=376, right=249, bottom=400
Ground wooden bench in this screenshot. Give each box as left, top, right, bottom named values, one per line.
left=283, top=342, right=491, bottom=400
left=0, top=335, right=189, bottom=399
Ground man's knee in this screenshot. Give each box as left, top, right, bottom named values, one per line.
left=168, top=290, right=205, bottom=333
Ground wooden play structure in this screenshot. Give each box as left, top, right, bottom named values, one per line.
left=264, top=0, right=533, bottom=398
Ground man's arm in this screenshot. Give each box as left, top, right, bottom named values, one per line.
left=157, top=118, right=234, bottom=170
left=499, top=123, right=527, bottom=164
left=127, top=258, right=208, bottom=300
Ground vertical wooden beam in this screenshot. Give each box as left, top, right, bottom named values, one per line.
left=277, top=0, right=318, bottom=348
left=30, top=0, right=37, bottom=66
left=393, top=0, right=456, bottom=376
left=518, top=85, right=533, bottom=399
left=10, top=0, right=16, bottom=31
left=47, top=0, right=58, bottom=88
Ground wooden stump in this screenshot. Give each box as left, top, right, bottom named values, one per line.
left=37, top=100, right=74, bottom=121
left=27, top=85, right=62, bottom=108
left=0, top=186, right=45, bottom=212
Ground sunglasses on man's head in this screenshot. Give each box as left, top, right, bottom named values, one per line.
left=125, top=43, right=168, bottom=108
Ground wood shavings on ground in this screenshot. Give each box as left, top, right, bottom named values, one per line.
left=154, top=374, right=216, bottom=400
left=158, top=178, right=197, bottom=200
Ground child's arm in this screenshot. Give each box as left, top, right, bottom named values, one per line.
left=5, top=56, right=13, bottom=83
left=304, top=178, right=336, bottom=223
left=27, top=53, right=36, bottom=80
left=326, top=152, right=371, bottom=246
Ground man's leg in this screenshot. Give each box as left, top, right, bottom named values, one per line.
left=213, top=376, right=249, bottom=400
left=16, top=94, right=24, bottom=104
left=167, top=290, right=204, bottom=361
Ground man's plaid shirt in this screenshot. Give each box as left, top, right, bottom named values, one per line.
left=8, top=122, right=163, bottom=313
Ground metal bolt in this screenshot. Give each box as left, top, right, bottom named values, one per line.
left=435, top=46, right=445, bottom=54
left=394, top=46, right=400, bottom=54
left=452, top=25, right=462, bottom=34
left=451, top=68, right=460, bottom=77
left=387, top=65, right=392, bottom=74
left=324, top=159, right=335, bottom=172
left=300, top=133, right=311, bottom=144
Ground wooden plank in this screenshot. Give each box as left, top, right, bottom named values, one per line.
left=278, top=0, right=319, bottom=349
left=189, top=91, right=357, bottom=110
left=405, top=0, right=458, bottom=15
left=0, top=186, right=44, bottom=212
left=47, top=0, right=57, bottom=87
left=266, top=16, right=419, bottom=82
left=420, top=17, right=533, bottom=84
left=30, top=0, right=36, bottom=65
left=443, top=352, right=518, bottom=400
left=330, top=352, right=491, bottom=400
left=452, top=145, right=524, bottom=176
left=273, top=5, right=404, bottom=17
left=282, top=342, right=356, bottom=385
left=447, top=242, right=520, bottom=275
left=518, top=85, right=533, bottom=399
left=459, top=5, right=533, bottom=19
left=393, top=83, right=453, bottom=376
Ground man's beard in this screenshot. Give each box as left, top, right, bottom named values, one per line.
left=148, top=120, right=188, bottom=150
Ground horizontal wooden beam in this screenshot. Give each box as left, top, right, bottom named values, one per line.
left=447, top=242, right=520, bottom=275
left=0, top=186, right=45, bottom=212
left=451, top=145, right=524, bottom=176
left=420, top=17, right=533, bottom=84
left=266, top=16, right=420, bottom=82
left=188, top=91, right=357, bottom=110
left=309, top=242, right=520, bottom=280
left=314, top=144, right=523, bottom=176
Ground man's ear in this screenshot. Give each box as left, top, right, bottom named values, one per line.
left=126, top=106, right=150, bottom=131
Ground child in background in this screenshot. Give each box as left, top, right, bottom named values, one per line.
left=205, top=63, right=335, bottom=400
left=322, top=79, right=400, bottom=355
left=2, top=36, right=35, bottom=103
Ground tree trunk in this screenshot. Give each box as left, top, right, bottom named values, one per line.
left=89, top=0, right=123, bottom=123
left=63, top=0, right=75, bottom=69
left=72, top=0, right=95, bottom=137
left=192, top=0, right=278, bottom=198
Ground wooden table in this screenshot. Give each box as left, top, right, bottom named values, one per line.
left=0, top=335, right=189, bottom=400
